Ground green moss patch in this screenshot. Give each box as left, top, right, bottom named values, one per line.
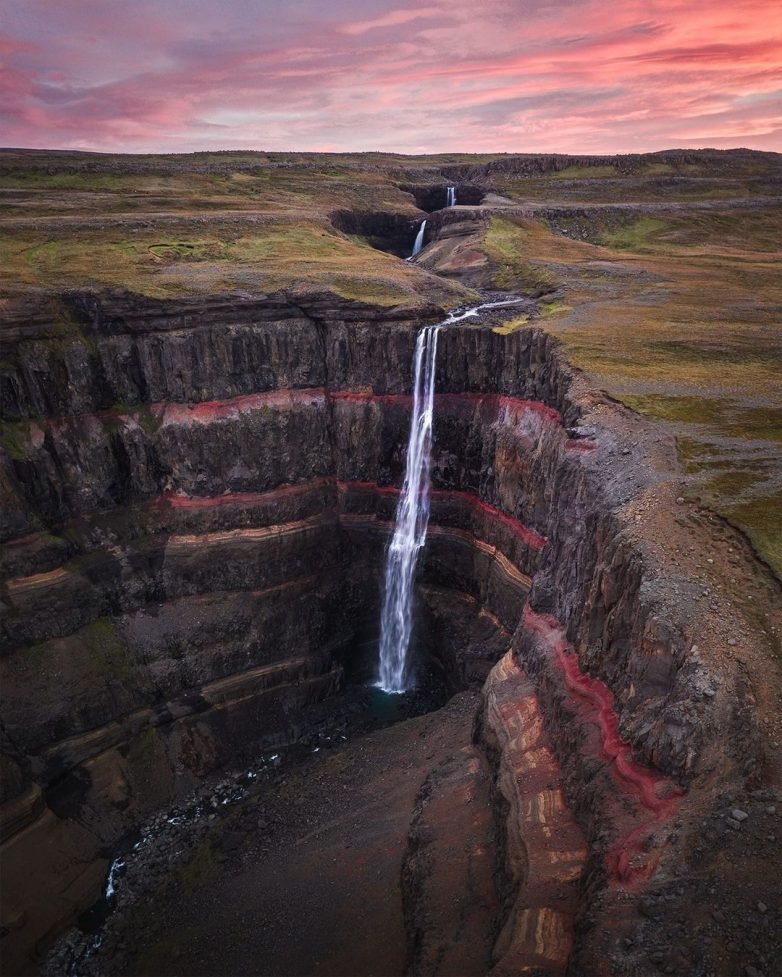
left=0, top=419, right=36, bottom=460
left=601, top=217, right=669, bottom=251
left=492, top=314, right=529, bottom=335
left=484, top=216, right=559, bottom=295
left=726, top=491, right=782, bottom=578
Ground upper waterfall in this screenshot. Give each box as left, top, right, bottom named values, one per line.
left=409, top=219, right=427, bottom=259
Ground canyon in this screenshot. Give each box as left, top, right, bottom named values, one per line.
left=1, top=149, right=781, bottom=977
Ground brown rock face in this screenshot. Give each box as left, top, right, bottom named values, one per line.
left=480, top=652, right=587, bottom=975
left=0, top=290, right=774, bottom=975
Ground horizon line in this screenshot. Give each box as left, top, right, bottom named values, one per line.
left=1, top=144, right=779, bottom=159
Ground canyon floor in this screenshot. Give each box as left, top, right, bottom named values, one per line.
left=44, top=680, right=782, bottom=977
left=77, top=693, right=493, bottom=977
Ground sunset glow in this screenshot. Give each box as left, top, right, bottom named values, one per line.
left=2, top=0, right=782, bottom=153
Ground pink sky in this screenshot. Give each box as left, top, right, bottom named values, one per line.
left=2, top=0, right=781, bottom=154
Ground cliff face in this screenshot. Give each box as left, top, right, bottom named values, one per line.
left=0, top=291, right=765, bottom=974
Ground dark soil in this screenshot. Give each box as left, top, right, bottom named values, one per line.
left=46, top=692, right=498, bottom=977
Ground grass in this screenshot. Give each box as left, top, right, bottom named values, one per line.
left=2, top=147, right=780, bottom=579
left=0, top=221, right=469, bottom=306
left=492, top=314, right=529, bottom=335
left=602, top=217, right=669, bottom=251
left=621, top=393, right=729, bottom=427
left=624, top=395, right=782, bottom=443
left=598, top=208, right=782, bottom=255
left=483, top=216, right=559, bottom=295
left=726, top=490, right=782, bottom=575
left=538, top=297, right=573, bottom=318
left=0, top=146, right=473, bottom=306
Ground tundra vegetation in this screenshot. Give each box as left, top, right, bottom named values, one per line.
left=2, top=147, right=778, bottom=577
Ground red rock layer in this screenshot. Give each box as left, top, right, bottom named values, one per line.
left=522, top=606, right=682, bottom=887
left=156, top=478, right=545, bottom=551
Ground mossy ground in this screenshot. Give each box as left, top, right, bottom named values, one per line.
left=0, top=221, right=468, bottom=306
left=2, top=147, right=780, bottom=575
left=0, top=150, right=475, bottom=308
left=483, top=216, right=559, bottom=295
left=476, top=205, right=781, bottom=577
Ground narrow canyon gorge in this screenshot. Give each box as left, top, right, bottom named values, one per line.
left=1, top=158, right=781, bottom=977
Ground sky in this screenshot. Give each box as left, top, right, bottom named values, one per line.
left=2, top=0, right=781, bottom=155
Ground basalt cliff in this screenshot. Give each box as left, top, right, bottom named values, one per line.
left=1, top=149, right=781, bottom=977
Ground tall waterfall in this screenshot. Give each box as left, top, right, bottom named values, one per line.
left=409, top=219, right=426, bottom=259
left=376, top=299, right=525, bottom=694
left=446, top=186, right=457, bottom=207
left=377, top=323, right=440, bottom=693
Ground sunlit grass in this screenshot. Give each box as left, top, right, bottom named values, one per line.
left=492, top=314, right=529, bottom=334
left=483, top=216, right=559, bottom=294
left=0, top=222, right=470, bottom=306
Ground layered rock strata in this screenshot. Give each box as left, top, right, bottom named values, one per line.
left=0, top=290, right=765, bottom=974
left=480, top=652, right=588, bottom=975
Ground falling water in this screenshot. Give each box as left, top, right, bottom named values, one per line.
left=409, top=219, right=427, bottom=259
left=376, top=298, right=527, bottom=694
left=377, top=323, right=440, bottom=693
left=446, top=186, right=457, bottom=207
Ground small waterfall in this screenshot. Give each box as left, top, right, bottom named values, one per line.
left=377, top=323, right=440, bottom=693
left=446, top=186, right=456, bottom=207
left=409, top=219, right=427, bottom=259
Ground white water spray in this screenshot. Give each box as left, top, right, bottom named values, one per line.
left=105, top=856, right=125, bottom=900
left=446, top=186, right=457, bottom=207
left=377, top=323, right=440, bottom=693
left=377, top=297, right=526, bottom=693
left=409, top=219, right=427, bottom=259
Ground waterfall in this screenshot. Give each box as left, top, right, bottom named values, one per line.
left=377, top=323, right=440, bottom=693
left=409, top=219, right=427, bottom=259
left=446, top=186, right=456, bottom=207
left=376, top=298, right=526, bottom=694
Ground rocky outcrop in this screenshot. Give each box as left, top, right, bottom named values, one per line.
left=329, top=209, right=420, bottom=257
left=402, top=743, right=499, bottom=976
left=435, top=147, right=782, bottom=182
left=480, top=653, right=587, bottom=975
left=398, top=184, right=486, bottom=211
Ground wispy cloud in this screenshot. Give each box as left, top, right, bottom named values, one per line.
left=340, top=7, right=441, bottom=36
left=1, top=0, right=781, bottom=153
